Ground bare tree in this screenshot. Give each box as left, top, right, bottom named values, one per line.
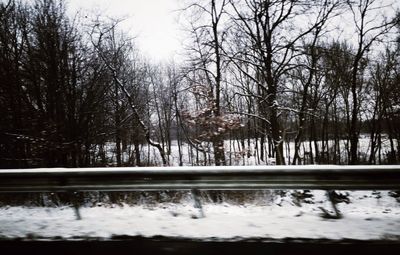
left=183, top=0, right=229, bottom=165
left=227, top=0, right=342, bottom=164
left=90, top=20, right=167, bottom=165
left=291, top=1, right=342, bottom=165
left=346, top=0, right=398, bottom=164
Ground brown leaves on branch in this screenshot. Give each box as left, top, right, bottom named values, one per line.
left=182, top=106, right=241, bottom=141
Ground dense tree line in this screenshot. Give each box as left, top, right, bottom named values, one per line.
left=0, top=0, right=399, bottom=168
left=0, top=0, right=151, bottom=167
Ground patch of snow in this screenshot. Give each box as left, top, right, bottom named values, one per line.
left=0, top=190, right=399, bottom=241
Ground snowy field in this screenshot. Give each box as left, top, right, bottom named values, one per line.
left=0, top=190, right=399, bottom=241
left=102, top=137, right=398, bottom=166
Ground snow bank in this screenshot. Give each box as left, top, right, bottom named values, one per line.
left=0, top=190, right=399, bottom=241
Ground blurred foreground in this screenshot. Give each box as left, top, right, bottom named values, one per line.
left=0, top=190, right=399, bottom=241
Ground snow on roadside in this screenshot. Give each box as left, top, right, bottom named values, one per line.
left=0, top=190, right=399, bottom=241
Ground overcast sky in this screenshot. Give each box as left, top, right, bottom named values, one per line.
left=66, top=0, right=399, bottom=62
left=68, top=0, right=182, bottom=62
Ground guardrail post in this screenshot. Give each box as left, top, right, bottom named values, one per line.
left=319, top=190, right=342, bottom=219
left=69, top=191, right=82, bottom=220
left=191, top=189, right=205, bottom=218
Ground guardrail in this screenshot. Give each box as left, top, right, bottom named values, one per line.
left=0, top=165, right=400, bottom=192
left=1, top=165, right=399, bottom=219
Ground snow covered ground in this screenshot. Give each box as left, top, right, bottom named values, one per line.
left=101, top=137, right=398, bottom=166
left=0, top=190, right=399, bottom=241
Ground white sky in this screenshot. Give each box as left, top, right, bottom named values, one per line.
left=67, top=0, right=183, bottom=62
left=65, top=0, right=399, bottom=62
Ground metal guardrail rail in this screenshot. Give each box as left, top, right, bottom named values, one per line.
left=0, top=165, right=400, bottom=192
